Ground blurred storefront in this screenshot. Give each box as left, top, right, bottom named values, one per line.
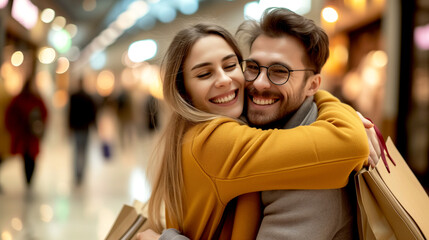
left=320, top=0, right=429, bottom=187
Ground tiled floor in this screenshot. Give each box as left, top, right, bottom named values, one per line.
left=0, top=108, right=156, bottom=240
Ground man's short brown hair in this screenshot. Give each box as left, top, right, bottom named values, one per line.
left=237, top=8, right=329, bottom=74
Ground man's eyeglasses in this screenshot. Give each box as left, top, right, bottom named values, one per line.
left=241, top=59, right=316, bottom=85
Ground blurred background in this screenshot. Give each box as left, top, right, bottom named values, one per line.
left=0, top=0, right=428, bottom=239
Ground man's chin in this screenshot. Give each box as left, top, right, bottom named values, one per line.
left=247, top=112, right=275, bottom=127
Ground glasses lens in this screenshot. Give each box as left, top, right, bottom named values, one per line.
left=243, top=60, right=259, bottom=81
left=268, top=64, right=289, bottom=84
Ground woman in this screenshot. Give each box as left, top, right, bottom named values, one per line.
left=143, top=23, right=370, bottom=239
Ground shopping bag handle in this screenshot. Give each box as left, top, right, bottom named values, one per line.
left=365, top=118, right=396, bottom=173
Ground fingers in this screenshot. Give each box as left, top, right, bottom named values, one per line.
left=367, top=135, right=377, bottom=168
left=366, top=127, right=381, bottom=167
left=356, top=111, right=374, bottom=128
left=368, top=127, right=381, bottom=159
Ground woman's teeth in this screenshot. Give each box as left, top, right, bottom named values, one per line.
left=212, top=92, right=235, bottom=104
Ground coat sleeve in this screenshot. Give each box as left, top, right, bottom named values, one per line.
left=184, top=90, right=369, bottom=205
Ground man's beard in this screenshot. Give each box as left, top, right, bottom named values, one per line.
left=245, top=87, right=287, bottom=128
left=247, top=107, right=295, bottom=129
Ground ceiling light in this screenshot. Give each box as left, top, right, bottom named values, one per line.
left=128, top=39, right=157, bottom=62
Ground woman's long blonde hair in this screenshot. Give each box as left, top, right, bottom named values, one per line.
left=146, top=23, right=243, bottom=233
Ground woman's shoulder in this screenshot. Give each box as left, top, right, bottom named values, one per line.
left=186, top=117, right=252, bottom=137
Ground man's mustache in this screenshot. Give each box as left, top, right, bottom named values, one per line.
left=246, top=86, right=282, bottom=99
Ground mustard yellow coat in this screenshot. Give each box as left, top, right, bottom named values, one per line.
left=167, top=90, right=369, bottom=239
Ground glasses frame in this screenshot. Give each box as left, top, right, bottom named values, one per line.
left=242, top=59, right=316, bottom=85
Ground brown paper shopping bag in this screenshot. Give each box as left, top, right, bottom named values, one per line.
left=105, top=200, right=150, bottom=240
left=355, top=137, right=429, bottom=240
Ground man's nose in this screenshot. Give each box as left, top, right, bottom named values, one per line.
left=215, top=70, right=232, bottom=88
left=252, top=68, right=271, bottom=90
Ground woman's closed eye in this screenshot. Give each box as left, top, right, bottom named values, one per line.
left=224, top=63, right=237, bottom=71
left=197, top=71, right=212, bottom=79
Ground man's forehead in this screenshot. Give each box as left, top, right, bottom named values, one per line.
left=249, top=34, right=305, bottom=66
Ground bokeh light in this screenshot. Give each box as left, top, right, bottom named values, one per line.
left=1, top=62, right=24, bottom=95
left=322, top=7, right=339, bottom=23
left=65, top=24, right=78, bottom=38
left=11, top=218, right=23, bottom=231
left=90, top=51, right=107, bottom=70
left=128, top=39, right=157, bottom=63
left=178, top=0, right=198, bottom=15
left=41, top=8, right=55, bottom=23
left=1, top=231, right=12, bottom=240
left=0, top=0, right=8, bottom=9
left=48, top=29, right=72, bottom=53
left=38, top=47, right=56, bottom=64
left=96, top=70, right=115, bottom=97
left=53, top=89, right=69, bottom=108
left=371, top=50, right=388, bottom=68
left=11, top=0, right=38, bottom=29
left=52, top=16, right=66, bottom=30
left=11, top=51, right=24, bottom=67
left=40, top=204, right=54, bottom=222
left=56, top=57, right=70, bottom=74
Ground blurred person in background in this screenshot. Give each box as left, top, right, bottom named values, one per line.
left=5, top=75, right=48, bottom=188
left=116, top=89, right=135, bottom=148
left=68, top=78, right=97, bottom=186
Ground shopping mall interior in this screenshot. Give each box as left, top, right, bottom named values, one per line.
left=0, top=0, right=428, bottom=239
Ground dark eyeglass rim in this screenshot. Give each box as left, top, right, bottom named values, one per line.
left=241, top=59, right=316, bottom=85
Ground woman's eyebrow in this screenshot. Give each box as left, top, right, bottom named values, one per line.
left=191, top=54, right=237, bottom=71
left=191, top=62, right=211, bottom=71
left=222, top=54, right=237, bottom=61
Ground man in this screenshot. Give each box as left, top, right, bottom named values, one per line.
left=68, top=78, right=97, bottom=185
left=138, top=8, right=378, bottom=240
left=238, top=8, right=356, bottom=239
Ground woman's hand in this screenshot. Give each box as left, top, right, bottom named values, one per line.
left=357, top=112, right=381, bottom=168
left=135, top=229, right=160, bottom=240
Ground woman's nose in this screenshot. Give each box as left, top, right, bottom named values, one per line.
left=215, top=70, right=232, bottom=87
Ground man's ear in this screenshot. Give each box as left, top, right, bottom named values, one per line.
left=305, top=73, right=321, bottom=96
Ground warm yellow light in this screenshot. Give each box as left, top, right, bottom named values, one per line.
left=41, top=8, right=55, bottom=23
left=371, top=50, right=388, bottom=68
left=52, top=16, right=66, bottom=30
left=52, top=89, right=68, bottom=109
left=363, top=67, right=380, bottom=87
left=38, top=47, right=56, bottom=64
left=333, top=45, right=349, bottom=64
left=342, top=72, right=362, bottom=101
left=11, top=51, right=24, bottom=66
left=121, top=67, right=138, bottom=89
left=345, top=0, right=366, bottom=13
left=11, top=217, right=23, bottom=231
left=1, top=62, right=24, bottom=96
left=65, top=24, right=78, bottom=38
left=36, top=70, right=54, bottom=96
left=322, top=7, right=338, bottom=23
left=1, top=231, right=12, bottom=240
left=96, top=70, right=115, bottom=96
left=56, top=57, right=70, bottom=74
left=40, top=204, right=54, bottom=222
left=140, top=65, right=163, bottom=99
